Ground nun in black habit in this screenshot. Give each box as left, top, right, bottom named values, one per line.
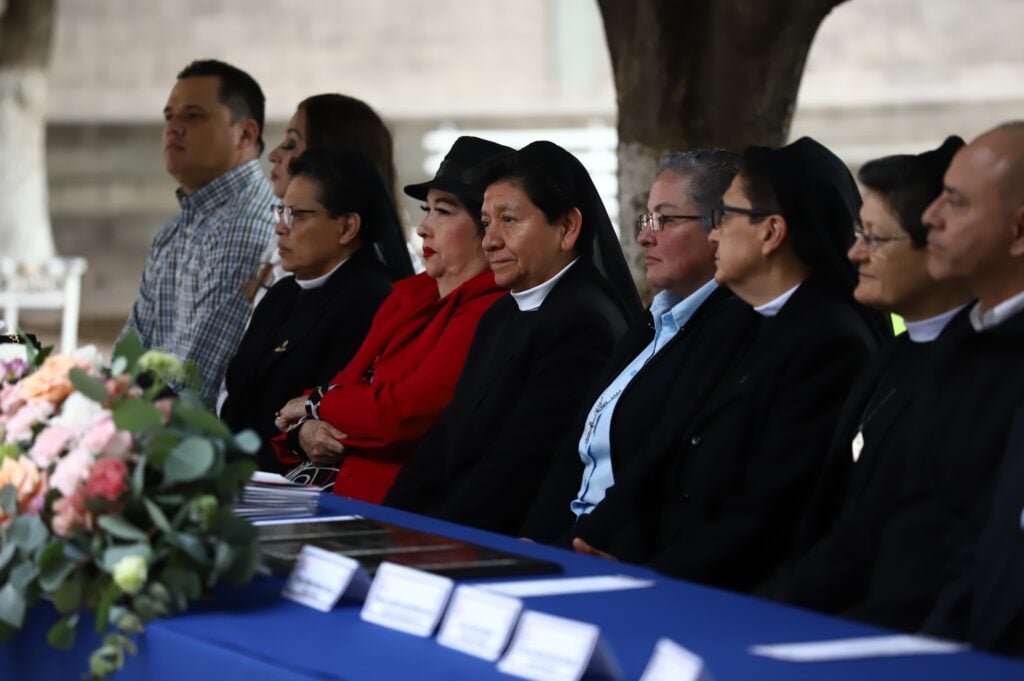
left=383, top=140, right=642, bottom=535
left=572, top=137, right=886, bottom=592
left=220, top=149, right=413, bottom=472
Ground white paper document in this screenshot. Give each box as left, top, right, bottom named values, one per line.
left=749, top=634, right=968, bottom=662
left=481, top=574, right=654, bottom=598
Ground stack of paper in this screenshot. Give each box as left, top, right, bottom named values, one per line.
left=234, top=472, right=321, bottom=519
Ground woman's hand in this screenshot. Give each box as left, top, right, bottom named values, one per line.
left=298, top=420, right=348, bottom=466
left=274, top=396, right=309, bottom=432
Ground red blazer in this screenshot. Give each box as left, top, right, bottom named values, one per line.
left=274, top=269, right=505, bottom=503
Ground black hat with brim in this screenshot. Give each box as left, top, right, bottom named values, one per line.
left=404, top=136, right=513, bottom=203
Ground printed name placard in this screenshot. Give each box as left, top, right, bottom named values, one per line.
left=281, top=544, right=370, bottom=612
left=437, top=585, right=523, bottom=661
left=640, top=638, right=710, bottom=681
left=360, top=561, right=454, bottom=637
left=497, top=610, right=622, bottom=681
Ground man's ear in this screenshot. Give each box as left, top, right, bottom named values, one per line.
left=237, top=118, right=260, bottom=152
left=760, top=214, right=789, bottom=256
left=559, top=207, right=583, bottom=252
left=1009, top=204, right=1024, bottom=258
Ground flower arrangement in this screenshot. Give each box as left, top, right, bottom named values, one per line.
left=0, top=333, right=262, bottom=678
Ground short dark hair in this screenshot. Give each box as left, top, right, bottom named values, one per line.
left=858, top=136, right=965, bottom=248
left=482, top=159, right=575, bottom=226
left=299, top=94, right=397, bottom=201
left=177, top=59, right=266, bottom=155
left=658, top=149, right=741, bottom=230
left=288, top=149, right=369, bottom=220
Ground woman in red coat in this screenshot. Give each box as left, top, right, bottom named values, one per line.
left=273, top=136, right=510, bottom=502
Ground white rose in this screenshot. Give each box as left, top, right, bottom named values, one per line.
left=69, top=344, right=105, bottom=372
left=54, top=391, right=105, bottom=428
left=112, top=555, right=148, bottom=595
left=0, top=343, right=28, bottom=364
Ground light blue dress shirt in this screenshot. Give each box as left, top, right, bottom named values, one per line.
left=571, top=279, right=718, bottom=517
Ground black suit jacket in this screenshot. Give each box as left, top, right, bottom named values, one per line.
left=575, top=277, right=879, bottom=592
left=763, top=309, right=972, bottom=611
left=220, top=248, right=392, bottom=471
left=520, top=286, right=759, bottom=542
left=923, top=403, right=1024, bottom=657
left=848, top=306, right=1024, bottom=632
left=383, top=260, right=629, bottom=535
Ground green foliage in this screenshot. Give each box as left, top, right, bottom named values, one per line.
left=112, top=399, right=163, bottom=432
left=69, top=367, right=110, bottom=405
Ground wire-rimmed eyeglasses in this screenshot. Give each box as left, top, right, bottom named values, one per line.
left=272, top=204, right=320, bottom=229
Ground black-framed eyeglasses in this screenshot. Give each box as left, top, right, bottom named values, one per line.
left=634, top=212, right=704, bottom=238
left=272, top=204, right=320, bottom=229
left=706, top=204, right=777, bottom=232
left=853, top=225, right=912, bottom=249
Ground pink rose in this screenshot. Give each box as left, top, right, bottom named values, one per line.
left=49, top=446, right=95, bottom=497
left=84, top=458, right=128, bottom=503
left=80, top=413, right=134, bottom=460
left=3, top=400, right=54, bottom=443
left=0, top=383, right=23, bottom=415
left=51, top=487, right=92, bottom=537
left=29, top=424, right=76, bottom=468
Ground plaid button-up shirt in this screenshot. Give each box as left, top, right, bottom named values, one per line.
left=123, top=159, right=275, bottom=406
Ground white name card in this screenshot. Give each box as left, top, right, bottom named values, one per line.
left=360, top=561, right=454, bottom=637
left=497, top=610, right=622, bottom=681
left=640, top=638, right=710, bottom=681
left=437, top=585, right=523, bottom=661
left=281, top=544, right=370, bottom=612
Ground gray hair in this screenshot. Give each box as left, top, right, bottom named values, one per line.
left=657, top=149, right=741, bottom=220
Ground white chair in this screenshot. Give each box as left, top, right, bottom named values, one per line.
left=0, top=257, right=88, bottom=352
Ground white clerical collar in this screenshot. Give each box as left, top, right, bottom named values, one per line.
left=295, top=257, right=349, bottom=290
left=969, top=289, right=1024, bottom=331
left=905, top=303, right=969, bottom=342
left=511, top=258, right=579, bottom=311
left=753, top=283, right=801, bottom=318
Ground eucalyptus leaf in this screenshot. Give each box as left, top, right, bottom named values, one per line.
left=161, top=567, right=201, bottom=604
left=112, top=330, right=145, bottom=374
left=0, top=542, right=16, bottom=573
left=143, top=498, right=173, bottom=534
left=9, top=515, right=47, bottom=553
left=10, top=562, right=39, bottom=590
left=231, top=429, right=261, bottom=455
left=101, top=544, right=152, bottom=573
left=69, top=367, right=110, bottom=404
left=172, top=401, right=232, bottom=439
left=38, top=541, right=77, bottom=592
left=0, top=583, right=26, bottom=628
left=0, top=485, right=15, bottom=517
left=163, top=438, right=215, bottom=485
left=110, top=356, right=127, bottom=376
left=53, top=572, right=84, bottom=614
left=47, top=613, right=79, bottom=650
left=208, top=542, right=235, bottom=586
left=224, top=543, right=262, bottom=586
left=143, top=431, right=179, bottom=466
left=112, top=399, right=164, bottom=432
left=97, top=515, right=150, bottom=543
left=94, top=581, right=120, bottom=633
left=130, top=457, right=146, bottom=499
left=174, top=533, right=208, bottom=564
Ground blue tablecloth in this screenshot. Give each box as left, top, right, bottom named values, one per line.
left=4, top=494, right=1024, bottom=680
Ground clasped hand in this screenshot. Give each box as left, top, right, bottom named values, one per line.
left=298, top=420, right=347, bottom=466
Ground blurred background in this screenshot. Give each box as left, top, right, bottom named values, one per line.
left=7, top=0, right=1024, bottom=352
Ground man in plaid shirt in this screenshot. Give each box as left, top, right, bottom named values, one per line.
left=123, top=60, right=276, bottom=406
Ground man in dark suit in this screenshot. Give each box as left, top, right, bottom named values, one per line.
left=572, top=138, right=884, bottom=592
left=520, top=149, right=759, bottom=543
left=384, top=141, right=641, bottom=535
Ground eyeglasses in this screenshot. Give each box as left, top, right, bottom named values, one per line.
left=634, top=212, right=704, bottom=238
left=853, top=225, right=912, bottom=248
left=706, top=204, right=777, bottom=232
left=272, top=204, right=320, bottom=229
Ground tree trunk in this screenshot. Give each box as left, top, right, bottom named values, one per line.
left=0, top=0, right=56, bottom=261
left=598, top=0, right=849, bottom=299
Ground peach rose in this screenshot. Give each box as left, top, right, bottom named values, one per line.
left=51, top=486, right=93, bottom=537
left=17, top=354, right=93, bottom=405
